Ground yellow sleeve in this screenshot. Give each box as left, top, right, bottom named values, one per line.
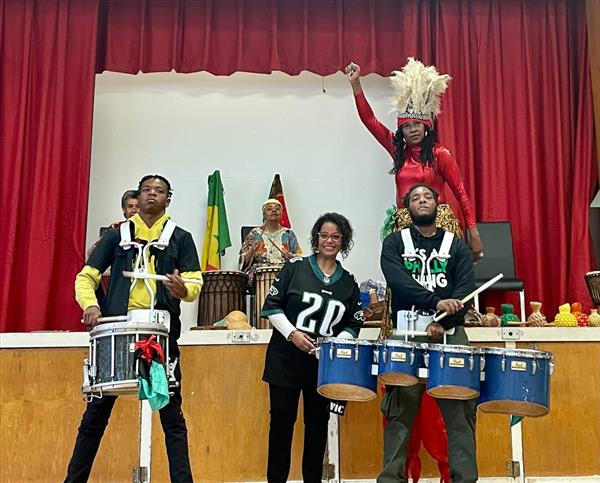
left=180, top=270, right=203, bottom=302
left=75, top=266, right=102, bottom=310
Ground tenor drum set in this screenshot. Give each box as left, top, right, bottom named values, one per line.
left=317, top=273, right=555, bottom=418
left=316, top=334, right=554, bottom=417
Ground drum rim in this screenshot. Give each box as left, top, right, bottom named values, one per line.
left=426, top=344, right=484, bottom=354
left=90, top=321, right=169, bottom=336
left=483, top=347, right=552, bottom=358
left=202, top=270, right=249, bottom=278
left=318, top=336, right=374, bottom=346
left=254, top=265, right=283, bottom=273
left=380, top=339, right=424, bottom=349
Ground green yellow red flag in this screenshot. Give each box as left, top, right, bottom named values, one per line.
left=201, top=170, right=231, bottom=270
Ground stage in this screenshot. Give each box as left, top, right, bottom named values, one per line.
left=1, top=327, right=599, bottom=482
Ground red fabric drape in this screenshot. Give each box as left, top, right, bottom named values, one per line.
left=94, top=0, right=436, bottom=75
left=436, top=0, right=597, bottom=312
left=1, top=0, right=596, bottom=332
left=0, top=0, right=99, bottom=331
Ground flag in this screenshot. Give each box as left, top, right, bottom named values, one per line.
left=269, top=174, right=291, bottom=228
left=201, top=170, right=231, bottom=271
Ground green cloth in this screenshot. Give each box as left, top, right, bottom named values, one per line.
left=138, top=361, right=169, bottom=411
left=380, top=206, right=397, bottom=241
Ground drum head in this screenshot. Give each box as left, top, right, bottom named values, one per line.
left=318, top=337, right=374, bottom=346
left=378, top=372, right=419, bottom=386
left=382, top=339, right=423, bottom=349
left=428, top=385, right=479, bottom=400
left=90, top=321, right=169, bottom=337
left=478, top=400, right=549, bottom=417
left=427, top=344, right=484, bottom=355
left=317, top=383, right=377, bottom=402
left=484, top=347, right=552, bottom=359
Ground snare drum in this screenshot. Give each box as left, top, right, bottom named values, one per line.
left=254, top=266, right=281, bottom=329
left=425, top=344, right=485, bottom=400
left=377, top=340, right=424, bottom=386
left=479, top=348, right=553, bottom=417
left=317, top=338, right=377, bottom=402
left=85, top=321, right=169, bottom=396
left=197, top=271, right=248, bottom=326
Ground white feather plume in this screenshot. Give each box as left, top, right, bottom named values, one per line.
left=390, top=57, right=451, bottom=122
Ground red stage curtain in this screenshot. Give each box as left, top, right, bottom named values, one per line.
left=94, top=0, right=436, bottom=75
left=0, top=0, right=100, bottom=331
left=436, top=0, right=597, bottom=311
left=1, top=0, right=596, bottom=332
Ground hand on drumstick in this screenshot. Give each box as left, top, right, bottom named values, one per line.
left=164, top=269, right=188, bottom=299
left=436, top=298, right=463, bottom=316
left=82, top=306, right=102, bottom=329
left=426, top=322, right=445, bottom=342
left=290, top=330, right=317, bottom=354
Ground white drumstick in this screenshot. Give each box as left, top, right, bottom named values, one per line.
left=122, top=271, right=203, bottom=285
left=80, top=315, right=127, bottom=324
left=433, top=273, right=504, bottom=323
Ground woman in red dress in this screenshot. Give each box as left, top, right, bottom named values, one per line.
left=346, top=58, right=482, bottom=483
left=345, top=59, right=483, bottom=260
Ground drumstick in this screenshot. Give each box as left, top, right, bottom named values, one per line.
left=266, top=237, right=286, bottom=255
left=80, top=315, right=127, bottom=324
left=433, top=273, right=504, bottom=323
left=122, top=271, right=203, bottom=285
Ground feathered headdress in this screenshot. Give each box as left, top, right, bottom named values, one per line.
left=390, top=57, right=451, bottom=128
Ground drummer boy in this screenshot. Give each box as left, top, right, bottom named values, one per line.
left=65, top=175, right=202, bottom=483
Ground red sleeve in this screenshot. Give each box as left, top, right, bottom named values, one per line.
left=435, top=146, right=477, bottom=228
left=354, top=92, right=395, bottom=158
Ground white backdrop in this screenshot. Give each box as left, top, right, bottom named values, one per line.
left=88, top=70, right=398, bottom=330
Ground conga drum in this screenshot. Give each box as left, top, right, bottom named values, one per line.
left=197, top=271, right=248, bottom=326
left=253, top=266, right=282, bottom=329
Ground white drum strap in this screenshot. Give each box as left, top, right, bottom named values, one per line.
left=156, top=219, right=177, bottom=249
left=119, top=220, right=132, bottom=249
left=438, top=231, right=454, bottom=259
left=400, top=228, right=416, bottom=257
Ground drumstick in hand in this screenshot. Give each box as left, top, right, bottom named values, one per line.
left=122, top=271, right=203, bottom=285
left=433, top=273, right=504, bottom=323
left=266, top=237, right=286, bottom=255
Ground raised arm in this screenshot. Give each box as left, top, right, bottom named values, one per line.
left=345, top=62, right=395, bottom=157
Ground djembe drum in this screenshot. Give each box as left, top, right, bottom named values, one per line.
left=197, top=271, right=248, bottom=326
left=585, top=271, right=600, bottom=306
left=253, top=266, right=281, bottom=329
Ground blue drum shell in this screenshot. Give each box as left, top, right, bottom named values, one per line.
left=317, top=338, right=377, bottom=402
left=426, top=345, right=483, bottom=400
left=479, top=348, right=551, bottom=417
left=377, top=341, right=423, bottom=386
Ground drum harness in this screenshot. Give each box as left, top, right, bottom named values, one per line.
left=397, top=228, right=456, bottom=340
left=121, top=220, right=179, bottom=390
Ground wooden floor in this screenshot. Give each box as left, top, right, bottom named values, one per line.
left=1, top=341, right=599, bottom=482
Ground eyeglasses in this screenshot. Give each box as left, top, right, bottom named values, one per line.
left=317, top=232, right=342, bottom=242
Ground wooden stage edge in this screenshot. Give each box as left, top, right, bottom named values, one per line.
left=1, top=328, right=600, bottom=483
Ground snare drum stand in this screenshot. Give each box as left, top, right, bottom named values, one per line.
left=121, top=239, right=169, bottom=483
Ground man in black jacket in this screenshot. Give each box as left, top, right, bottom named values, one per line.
left=65, top=175, right=202, bottom=483
left=378, top=184, right=477, bottom=483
